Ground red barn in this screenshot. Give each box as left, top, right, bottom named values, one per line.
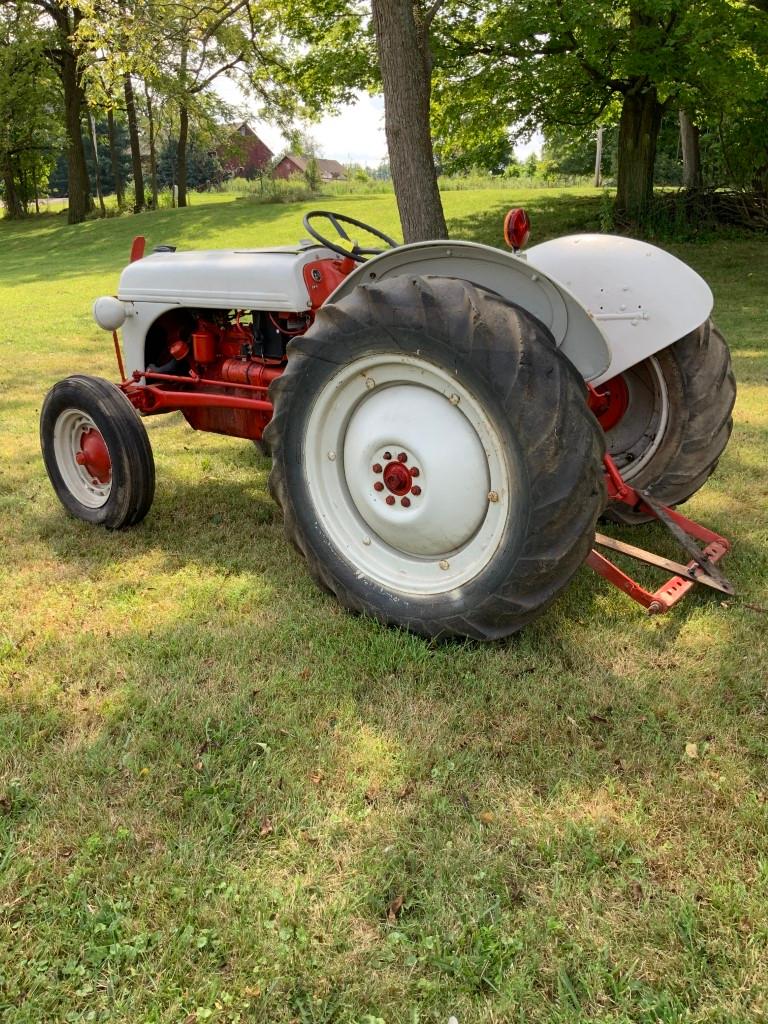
left=219, top=123, right=274, bottom=179
left=273, top=153, right=347, bottom=181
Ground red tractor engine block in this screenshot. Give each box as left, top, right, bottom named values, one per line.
left=125, top=309, right=296, bottom=441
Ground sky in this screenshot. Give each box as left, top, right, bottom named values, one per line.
left=216, top=82, right=542, bottom=168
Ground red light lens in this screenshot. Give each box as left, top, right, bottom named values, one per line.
left=503, top=208, right=531, bottom=251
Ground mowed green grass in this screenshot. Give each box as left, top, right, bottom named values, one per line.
left=1, top=188, right=767, bottom=1024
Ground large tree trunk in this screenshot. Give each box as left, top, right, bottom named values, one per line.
left=145, top=84, right=159, bottom=209
left=371, top=0, right=447, bottom=242
left=107, top=108, right=125, bottom=208
left=123, top=73, right=145, bottom=212
left=60, top=49, right=92, bottom=225
left=678, top=109, right=702, bottom=189
left=615, top=84, right=663, bottom=224
left=177, top=104, right=189, bottom=208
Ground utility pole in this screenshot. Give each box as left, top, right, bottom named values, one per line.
left=594, top=126, right=604, bottom=188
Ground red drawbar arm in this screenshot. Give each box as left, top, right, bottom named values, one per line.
left=588, top=453, right=733, bottom=614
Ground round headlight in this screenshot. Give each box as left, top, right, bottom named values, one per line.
left=93, top=296, right=127, bottom=331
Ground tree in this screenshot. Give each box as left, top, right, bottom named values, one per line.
left=123, top=72, right=145, bottom=211
left=287, top=0, right=448, bottom=240
left=35, top=0, right=94, bottom=222
left=433, top=119, right=514, bottom=175
left=157, top=136, right=222, bottom=191
left=106, top=107, right=126, bottom=208
left=0, top=2, right=62, bottom=217
left=678, top=108, right=702, bottom=189
left=542, top=126, right=607, bottom=178
left=157, top=0, right=280, bottom=207
left=436, top=0, right=765, bottom=225
left=370, top=0, right=447, bottom=241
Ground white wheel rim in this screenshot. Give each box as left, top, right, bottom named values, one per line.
left=606, top=356, right=670, bottom=480
left=303, top=354, right=514, bottom=596
left=52, top=409, right=112, bottom=509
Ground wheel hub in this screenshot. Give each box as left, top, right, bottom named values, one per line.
left=382, top=458, right=412, bottom=496
left=52, top=408, right=113, bottom=509
left=344, top=384, right=491, bottom=557
left=372, top=451, right=422, bottom=506
left=76, top=428, right=112, bottom=484
left=592, top=375, right=629, bottom=432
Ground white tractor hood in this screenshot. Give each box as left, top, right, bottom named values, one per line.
left=117, top=245, right=327, bottom=311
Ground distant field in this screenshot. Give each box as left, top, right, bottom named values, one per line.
left=1, top=189, right=767, bottom=1023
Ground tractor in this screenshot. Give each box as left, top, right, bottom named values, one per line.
left=40, top=209, right=736, bottom=640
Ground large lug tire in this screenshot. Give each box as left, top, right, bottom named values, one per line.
left=252, top=438, right=272, bottom=459
left=41, top=375, right=155, bottom=529
left=265, top=276, right=606, bottom=641
left=603, top=319, right=735, bottom=524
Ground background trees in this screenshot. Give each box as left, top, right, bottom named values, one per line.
left=1, top=0, right=767, bottom=238
left=0, top=4, right=64, bottom=216
left=434, top=0, right=768, bottom=224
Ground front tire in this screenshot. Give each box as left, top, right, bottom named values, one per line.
left=602, top=319, right=735, bottom=523
left=41, top=375, right=155, bottom=529
left=266, top=276, right=605, bottom=641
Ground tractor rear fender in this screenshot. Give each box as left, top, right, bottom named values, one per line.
left=525, top=234, right=713, bottom=384
left=328, top=236, right=714, bottom=385
left=327, top=240, right=611, bottom=383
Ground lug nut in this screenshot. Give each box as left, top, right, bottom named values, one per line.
left=397, top=452, right=408, bottom=463
left=401, top=497, right=411, bottom=508
left=372, top=463, right=382, bottom=473
left=383, top=451, right=392, bottom=460
left=386, top=495, right=395, bottom=506
left=75, top=452, right=86, bottom=465
left=410, top=467, right=420, bottom=477
left=411, top=485, right=421, bottom=496
left=374, top=482, right=384, bottom=492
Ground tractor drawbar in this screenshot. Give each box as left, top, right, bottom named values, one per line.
left=587, top=453, right=734, bottom=613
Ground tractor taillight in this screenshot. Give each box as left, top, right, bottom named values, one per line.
left=130, top=236, right=146, bottom=262
left=503, top=208, right=531, bottom=252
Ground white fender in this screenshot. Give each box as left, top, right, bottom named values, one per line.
left=525, top=234, right=713, bottom=384
left=328, top=240, right=612, bottom=382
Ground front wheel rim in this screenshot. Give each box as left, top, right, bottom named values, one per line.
left=52, top=409, right=112, bottom=509
left=303, top=354, right=515, bottom=596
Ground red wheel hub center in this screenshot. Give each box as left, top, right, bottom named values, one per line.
left=383, top=461, right=412, bottom=496
left=76, top=428, right=111, bottom=484
left=591, top=375, right=630, bottom=432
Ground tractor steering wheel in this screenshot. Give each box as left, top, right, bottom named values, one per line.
left=302, top=210, right=398, bottom=263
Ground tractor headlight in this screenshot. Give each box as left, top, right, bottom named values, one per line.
left=93, top=296, right=127, bottom=332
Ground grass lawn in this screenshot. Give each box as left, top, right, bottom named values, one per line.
left=1, top=187, right=767, bottom=1024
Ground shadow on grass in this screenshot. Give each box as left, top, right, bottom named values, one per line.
left=4, top=421, right=766, bottom=1018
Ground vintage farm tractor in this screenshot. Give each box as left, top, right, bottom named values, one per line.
left=40, top=210, right=736, bottom=640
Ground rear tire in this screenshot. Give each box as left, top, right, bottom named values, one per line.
left=265, top=276, right=605, bottom=641
left=41, top=375, right=155, bottom=529
left=604, top=319, right=735, bottom=523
